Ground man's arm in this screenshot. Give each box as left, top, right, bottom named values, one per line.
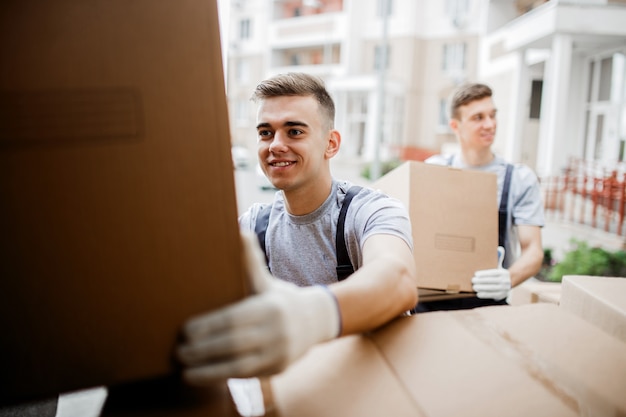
left=176, top=232, right=416, bottom=383
left=508, top=224, right=543, bottom=287
left=331, top=233, right=417, bottom=335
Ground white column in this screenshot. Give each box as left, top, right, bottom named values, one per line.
left=364, top=90, right=380, bottom=162
left=510, top=49, right=530, bottom=164
left=536, top=34, right=573, bottom=177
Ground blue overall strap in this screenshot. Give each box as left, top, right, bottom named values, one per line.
left=498, top=164, right=514, bottom=249
left=336, top=186, right=362, bottom=281
left=254, top=205, right=272, bottom=269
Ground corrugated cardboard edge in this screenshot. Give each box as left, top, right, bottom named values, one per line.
left=560, top=275, right=626, bottom=344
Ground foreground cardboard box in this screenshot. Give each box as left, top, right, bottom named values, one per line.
left=508, top=279, right=562, bottom=305
left=269, top=304, right=626, bottom=417
left=0, top=0, right=246, bottom=408
left=560, top=275, right=626, bottom=344
left=374, top=161, right=498, bottom=296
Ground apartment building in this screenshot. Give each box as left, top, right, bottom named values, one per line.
left=225, top=0, right=487, bottom=171
left=482, top=0, right=626, bottom=176
left=224, top=0, right=626, bottom=177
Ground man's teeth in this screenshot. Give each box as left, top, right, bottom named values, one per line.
left=272, top=162, right=291, bottom=167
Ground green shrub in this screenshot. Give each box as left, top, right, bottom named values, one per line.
left=361, top=160, right=402, bottom=180
left=546, top=239, right=626, bottom=282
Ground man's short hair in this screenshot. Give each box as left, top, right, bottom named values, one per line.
left=251, top=72, right=335, bottom=130
left=449, top=83, right=493, bottom=120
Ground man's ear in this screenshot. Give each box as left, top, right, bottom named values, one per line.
left=449, top=118, right=459, bottom=133
left=325, top=130, right=341, bottom=159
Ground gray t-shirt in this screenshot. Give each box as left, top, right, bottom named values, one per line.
left=426, top=154, right=545, bottom=268
left=239, top=179, right=413, bottom=286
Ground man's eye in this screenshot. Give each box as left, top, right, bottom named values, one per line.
left=289, top=129, right=303, bottom=136
left=258, top=130, right=273, bottom=137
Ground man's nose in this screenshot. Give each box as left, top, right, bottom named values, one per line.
left=484, top=116, right=496, bottom=128
left=269, top=131, right=288, bottom=152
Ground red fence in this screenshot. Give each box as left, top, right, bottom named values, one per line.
left=542, top=158, right=626, bottom=237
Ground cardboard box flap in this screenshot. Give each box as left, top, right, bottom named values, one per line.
left=370, top=309, right=578, bottom=417
left=371, top=304, right=626, bottom=417
left=560, top=275, right=626, bottom=343
left=374, top=161, right=497, bottom=293
left=270, top=304, right=626, bottom=417
left=271, top=335, right=425, bottom=417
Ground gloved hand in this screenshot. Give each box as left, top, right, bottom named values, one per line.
left=176, top=231, right=341, bottom=384
left=471, top=246, right=510, bottom=301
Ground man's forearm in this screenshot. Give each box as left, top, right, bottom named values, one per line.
left=508, top=245, right=544, bottom=287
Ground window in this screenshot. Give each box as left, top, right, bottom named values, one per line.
left=234, top=99, right=250, bottom=126
left=376, top=0, right=393, bottom=18
left=442, top=42, right=466, bottom=72
left=347, top=92, right=368, bottom=156
left=235, top=60, right=250, bottom=83
left=446, top=0, right=469, bottom=28
left=374, top=45, right=390, bottom=71
left=239, top=19, right=251, bottom=40
left=529, top=80, right=543, bottom=119
left=598, top=56, right=613, bottom=101
left=438, top=98, right=449, bottom=127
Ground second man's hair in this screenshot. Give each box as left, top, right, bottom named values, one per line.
left=449, top=83, right=493, bottom=120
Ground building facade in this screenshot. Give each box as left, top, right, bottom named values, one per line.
left=223, top=0, right=626, bottom=177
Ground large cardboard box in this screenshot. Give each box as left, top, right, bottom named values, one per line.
left=560, top=275, right=626, bottom=343
left=374, top=161, right=498, bottom=296
left=0, top=0, right=247, bottom=407
left=508, top=279, right=562, bottom=305
left=268, top=304, right=626, bottom=417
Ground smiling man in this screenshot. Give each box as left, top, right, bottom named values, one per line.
left=413, top=82, right=545, bottom=312
left=176, top=72, right=417, bottom=383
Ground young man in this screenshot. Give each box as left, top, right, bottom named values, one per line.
left=177, top=72, right=417, bottom=382
left=415, top=83, right=544, bottom=312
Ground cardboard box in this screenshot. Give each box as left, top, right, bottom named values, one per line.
left=268, top=304, right=626, bottom=417
left=508, top=279, right=562, bottom=305
left=0, top=0, right=246, bottom=406
left=374, top=161, right=498, bottom=295
left=560, top=275, right=626, bottom=344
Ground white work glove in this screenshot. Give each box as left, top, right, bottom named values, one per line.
left=471, top=246, right=511, bottom=301
left=176, top=231, right=341, bottom=384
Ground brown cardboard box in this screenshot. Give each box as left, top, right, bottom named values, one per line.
left=560, top=275, right=626, bottom=343
left=374, top=161, right=498, bottom=295
left=508, top=279, right=562, bottom=305
left=269, top=304, right=626, bottom=417
left=0, top=0, right=246, bottom=406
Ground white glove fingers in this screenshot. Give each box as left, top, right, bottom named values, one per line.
left=472, top=266, right=511, bottom=300
left=182, top=296, right=270, bottom=342
left=472, top=276, right=505, bottom=285
left=178, top=323, right=278, bottom=366
left=473, top=269, right=501, bottom=277
left=473, top=283, right=508, bottom=291
left=476, top=291, right=497, bottom=299
left=182, top=345, right=288, bottom=383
